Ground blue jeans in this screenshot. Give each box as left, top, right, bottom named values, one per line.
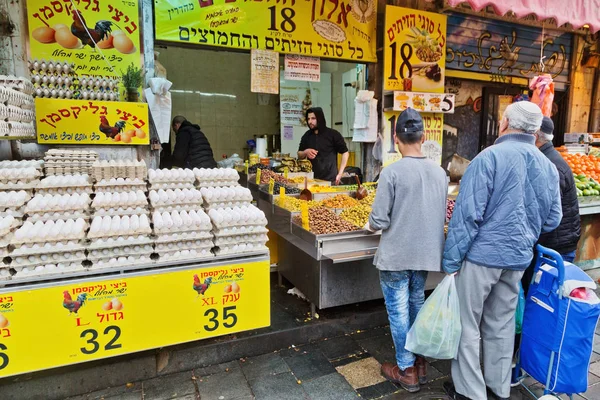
left=562, top=250, right=576, bottom=263
left=379, top=270, right=428, bottom=370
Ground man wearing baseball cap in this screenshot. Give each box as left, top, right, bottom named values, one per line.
left=367, top=108, right=447, bottom=392
left=442, top=102, right=563, bottom=400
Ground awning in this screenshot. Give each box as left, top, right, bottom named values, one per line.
left=446, top=0, right=600, bottom=32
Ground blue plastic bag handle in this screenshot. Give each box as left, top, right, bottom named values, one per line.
left=535, top=244, right=565, bottom=298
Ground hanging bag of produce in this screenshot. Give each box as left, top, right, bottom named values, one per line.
left=515, top=282, right=525, bottom=334
left=405, top=274, right=461, bottom=359
left=529, top=74, right=554, bottom=117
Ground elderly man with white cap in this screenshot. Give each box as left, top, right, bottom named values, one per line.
left=442, top=102, right=563, bottom=400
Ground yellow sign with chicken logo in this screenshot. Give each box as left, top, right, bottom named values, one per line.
left=384, top=6, right=447, bottom=92
left=154, top=0, right=377, bottom=62
left=26, top=0, right=141, bottom=76
left=35, top=98, right=150, bottom=145
left=0, top=259, right=270, bottom=378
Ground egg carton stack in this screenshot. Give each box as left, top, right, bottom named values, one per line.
left=208, top=205, right=269, bottom=257
left=0, top=215, right=22, bottom=261
left=200, top=186, right=253, bottom=210
left=9, top=218, right=88, bottom=279
left=92, top=159, right=147, bottom=181
left=152, top=210, right=214, bottom=262
left=0, top=190, right=30, bottom=218
left=149, top=188, right=203, bottom=213
left=194, top=168, right=240, bottom=188
left=94, top=177, right=147, bottom=193
left=0, top=164, right=43, bottom=192
left=76, top=75, right=120, bottom=102
left=148, top=169, right=195, bottom=190
left=87, top=214, right=153, bottom=269
left=92, top=190, right=148, bottom=217
left=25, top=193, right=91, bottom=222
left=44, top=149, right=99, bottom=176
left=0, top=75, right=35, bottom=138
left=29, top=59, right=78, bottom=100
left=36, top=174, right=93, bottom=195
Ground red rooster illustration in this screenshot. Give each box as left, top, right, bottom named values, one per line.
left=71, top=10, right=113, bottom=49
left=99, top=116, right=126, bottom=139
left=193, top=275, right=213, bottom=298
left=63, top=291, right=88, bottom=315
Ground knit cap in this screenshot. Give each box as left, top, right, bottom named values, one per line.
left=540, top=116, right=554, bottom=135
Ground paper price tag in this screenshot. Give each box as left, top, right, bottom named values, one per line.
left=279, top=187, right=286, bottom=199
left=283, top=167, right=289, bottom=179
left=256, top=169, right=261, bottom=185
left=301, top=202, right=309, bottom=231
left=244, top=160, right=249, bottom=175
left=268, top=178, right=274, bottom=194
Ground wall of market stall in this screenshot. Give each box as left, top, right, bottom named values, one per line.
left=0, top=0, right=272, bottom=380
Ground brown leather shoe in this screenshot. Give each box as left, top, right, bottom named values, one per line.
left=415, top=356, right=427, bottom=384
left=381, top=362, right=420, bottom=393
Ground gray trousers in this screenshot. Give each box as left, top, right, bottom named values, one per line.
left=452, top=260, right=523, bottom=400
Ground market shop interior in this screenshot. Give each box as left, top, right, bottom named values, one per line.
left=157, top=46, right=366, bottom=172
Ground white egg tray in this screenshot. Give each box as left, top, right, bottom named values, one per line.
left=9, top=256, right=86, bottom=269
left=0, top=270, right=11, bottom=280
left=158, top=249, right=214, bottom=262
left=211, top=220, right=268, bottom=230
left=87, top=235, right=153, bottom=249
left=90, top=255, right=153, bottom=269
left=149, top=183, right=196, bottom=190
left=155, top=239, right=213, bottom=252
left=150, top=204, right=203, bottom=213
left=93, top=207, right=149, bottom=217
left=0, top=160, right=44, bottom=170
left=26, top=211, right=89, bottom=222
left=211, top=226, right=269, bottom=237
left=11, top=231, right=86, bottom=244
left=11, top=243, right=86, bottom=257
left=25, top=201, right=90, bottom=212
left=154, top=231, right=213, bottom=243
left=153, top=225, right=213, bottom=235
left=0, top=183, right=38, bottom=191
left=12, top=239, right=81, bottom=251
left=196, top=180, right=239, bottom=188
left=0, top=208, right=24, bottom=219
left=87, top=226, right=152, bottom=239
left=213, top=245, right=269, bottom=257
left=11, top=263, right=87, bottom=279
left=213, top=234, right=268, bottom=247
left=0, top=219, right=21, bottom=237
left=36, top=186, right=93, bottom=195
left=203, top=200, right=252, bottom=210
left=88, top=243, right=154, bottom=259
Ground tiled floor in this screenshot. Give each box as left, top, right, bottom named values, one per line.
left=66, top=324, right=600, bottom=400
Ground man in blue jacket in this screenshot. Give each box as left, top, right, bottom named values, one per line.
left=442, top=101, right=562, bottom=400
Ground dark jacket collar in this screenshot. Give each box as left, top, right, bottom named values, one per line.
left=539, top=141, right=555, bottom=154
left=495, top=133, right=536, bottom=145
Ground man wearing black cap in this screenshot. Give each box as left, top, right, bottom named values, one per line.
left=367, top=108, right=447, bottom=393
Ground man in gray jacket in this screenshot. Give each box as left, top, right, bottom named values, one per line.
left=442, top=102, right=562, bottom=400
left=367, top=108, right=447, bottom=393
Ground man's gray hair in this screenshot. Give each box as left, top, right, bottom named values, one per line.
left=537, top=131, right=554, bottom=143
left=503, top=102, right=543, bottom=134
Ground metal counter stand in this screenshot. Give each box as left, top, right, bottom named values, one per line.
left=257, top=188, right=383, bottom=316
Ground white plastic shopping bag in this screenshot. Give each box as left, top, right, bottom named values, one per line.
left=405, top=274, right=461, bottom=359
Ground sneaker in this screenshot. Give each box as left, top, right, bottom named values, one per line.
left=381, top=362, right=420, bottom=393
left=415, top=356, right=427, bottom=384
left=443, top=381, right=473, bottom=400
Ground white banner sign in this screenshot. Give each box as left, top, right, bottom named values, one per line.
left=251, top=49, right=279, bottom=94
left=284, top=55, right=320, bottom=82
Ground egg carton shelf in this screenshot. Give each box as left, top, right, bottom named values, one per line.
left=8, top=256, right=87, bottom=269
left=88, top=244, right=154, bottom=259
left=89, top=256, right=154, bottom=269
left=153, top=226, right=213, bottom=236
left=0, top=270, right=10, bottom=279
left=149, top=183, right=196, bottom=190
left=11, top=264, right=87, bottom=280
left=36, top=187, right=94, bottom=196
left=26, top=211, right=90, bottom=222
left=0, top=183, right=37, bottom=191
left=210, top=221, right=268, bottom=230
left=92, top=207, right=149, bottom=217
left=11, top=244, right=87, bottom=257
left=0, top=209, right=25, bottom=219
left=11, top=233, right=87, bottom=245
left=87, top=236, right=153, bottom=250
left=149, top=204, right=204, bottom=213
left=203, top=201, right=253, bottom=210
left=0, top=220, right=22, bottom=237
left=0, top=160, right=43, bottom=169
left=158, top=250, right=214, bottom=262
left=87, top=227, right=152, bottom=239
left=155, top=239, right=214, bottom=252
left=212, top=226, right=269, bottom=237
left=154, top=231, right=214, bottom=243
left=213, top=245, right=269, bottom=257
left=13, top=239, right=82, bottom=251
left=213, top=234, right=268, bottom=247
left=196, top=180, right=240, bottom=188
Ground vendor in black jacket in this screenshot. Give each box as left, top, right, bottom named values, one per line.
left=298, top=107, right=349, bottom=184
left=524, top=116, right=581, bottom=293
left=172, top=116, right=217, bottom=169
